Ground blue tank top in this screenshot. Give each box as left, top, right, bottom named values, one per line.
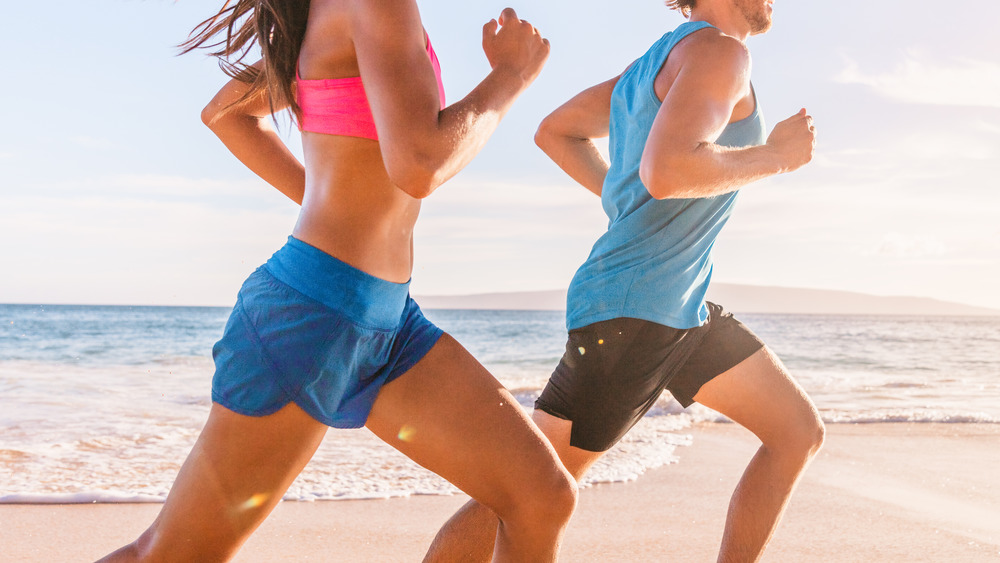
left=566, top=21, right=766, bottom=330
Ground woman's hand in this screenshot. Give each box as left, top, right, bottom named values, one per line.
left=482, top=8, right=550, bottom=88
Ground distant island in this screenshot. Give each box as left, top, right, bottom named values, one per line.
left=416, top=284, right=1000, bottom=317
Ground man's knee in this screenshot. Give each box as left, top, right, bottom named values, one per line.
left=773, top=412, right=825, bottom=461
left=807, top=416, right=826, bottom=456
left=794, top=414, right=825, bottom=459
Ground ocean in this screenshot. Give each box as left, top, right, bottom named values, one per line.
left=1, top=304, right=998, bottom=504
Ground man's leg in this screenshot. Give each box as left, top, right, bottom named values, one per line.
left=422, top=409, right=603, bottom=563
left=692, top=346, right=825, bottom=563
left=424, top=316, right=705, bottom=562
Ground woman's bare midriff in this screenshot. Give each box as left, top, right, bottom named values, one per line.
left=292, top=132, right=421, bottom=284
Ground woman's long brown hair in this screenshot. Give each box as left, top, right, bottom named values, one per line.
left=179, top=0, right=310, bottom=119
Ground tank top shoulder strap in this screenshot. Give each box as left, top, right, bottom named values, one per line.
left=638, top=21, right=716, bottom=82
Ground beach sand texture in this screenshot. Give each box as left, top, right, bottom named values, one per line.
left=3, top=422, right=998, bottom=562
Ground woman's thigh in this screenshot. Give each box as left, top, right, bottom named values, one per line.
left=139, top=402, right=329, bottom=561
left=366, top=333, right=571, bottom=514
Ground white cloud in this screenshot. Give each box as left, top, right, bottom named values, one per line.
left=71, top=136, right=118, bottom=151
left=894, top=133, right=996, bottom=162
left=5, top=173, right=290, bottom=212
left=0, top=194, right=297, bottom=306
left=836, top=52, right=1000, bottom=108
left=411, top=177, right=608, bottom=294
left=976, top=120, right=1000, bottom=135
left=0, top=194, right=295, bottom=251
left=418, top=177, right=607, bottom=239
left=866, top=232, right=947, bottom=258
left=103, top=174, right=268, bottom=198
left=427, top=177, right=597, bottom=207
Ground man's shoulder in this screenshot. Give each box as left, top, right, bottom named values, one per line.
left=670, top=26, right=750, bottom=69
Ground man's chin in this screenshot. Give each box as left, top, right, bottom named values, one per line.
left=751, top=18, right=773, bottom=35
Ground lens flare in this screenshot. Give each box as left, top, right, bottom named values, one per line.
left=239, top=493, right=269, bottom=511
left=578, top=346, right=586, bottom=355
left=398, top=424, right=417, bottom=442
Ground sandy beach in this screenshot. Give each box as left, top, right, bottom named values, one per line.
left=3, top=422, right=998, bottom=562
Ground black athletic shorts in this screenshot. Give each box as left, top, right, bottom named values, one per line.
left=534, top=302, right=764, bottom=452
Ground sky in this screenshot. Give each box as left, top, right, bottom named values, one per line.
left=1, top=0, right=998, bottom=309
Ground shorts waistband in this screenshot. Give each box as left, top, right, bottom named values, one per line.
left=264, top=236, right=410, bottom=330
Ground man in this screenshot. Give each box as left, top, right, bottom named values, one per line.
left=426, top=0, right=823, bottom=560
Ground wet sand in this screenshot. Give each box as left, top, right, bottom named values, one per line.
left=3, top=423, right=998, bottom=562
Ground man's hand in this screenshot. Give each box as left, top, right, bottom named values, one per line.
left=766, top=108, right=816, bottom=173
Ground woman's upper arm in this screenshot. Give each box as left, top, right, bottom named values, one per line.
left=351, top=2, right=442, bottom=157
left=202, top=60, right=291, bottom=126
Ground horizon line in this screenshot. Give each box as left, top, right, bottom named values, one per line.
left=3, top=281, right=999, bottom=318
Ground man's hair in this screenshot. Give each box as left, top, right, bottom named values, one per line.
left=665, top=0, right=696, bottom=17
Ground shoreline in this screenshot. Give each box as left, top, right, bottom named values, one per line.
left=3, top=422, right=999, bottom=561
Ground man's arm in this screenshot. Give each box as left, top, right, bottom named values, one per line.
left=639, top=32, right=814, bottom=200
left=534, top=76, right=619, bottom=197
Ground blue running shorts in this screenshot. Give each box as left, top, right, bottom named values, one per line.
left=211, top=236, right=444, bottom=428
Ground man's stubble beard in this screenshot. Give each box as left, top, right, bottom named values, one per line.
left=736, top=0, right=773, bottom=34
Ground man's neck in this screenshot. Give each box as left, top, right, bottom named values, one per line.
left=688, top=5, right=751, bottom=42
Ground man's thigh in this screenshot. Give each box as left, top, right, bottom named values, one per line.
left=692, top=347, right=822, bottom=446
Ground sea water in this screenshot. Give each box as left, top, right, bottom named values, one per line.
left=1, top=304, right=998, bottom=503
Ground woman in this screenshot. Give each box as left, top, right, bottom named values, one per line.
left=100, top=1, right=576, bottom=561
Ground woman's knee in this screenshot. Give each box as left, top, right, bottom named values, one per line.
left=498, top=463, right=578, bottom=530
left=100, top=531, right=160, bottom=563
left=129, top=531, right=238, bottom=563
left=546, top=465, right=579, bottom=517
left=528, top=463, right=578, bottom=520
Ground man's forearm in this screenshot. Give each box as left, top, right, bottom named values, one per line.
left=536, top=131, right=608, bottom=197
left=640, top=141, right=783, bottom=200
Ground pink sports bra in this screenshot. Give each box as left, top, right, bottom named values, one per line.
left=296, top=38, right=446, bottom=141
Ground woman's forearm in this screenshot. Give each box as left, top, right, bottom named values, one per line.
left=205, top=112, right=306, bottom=205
